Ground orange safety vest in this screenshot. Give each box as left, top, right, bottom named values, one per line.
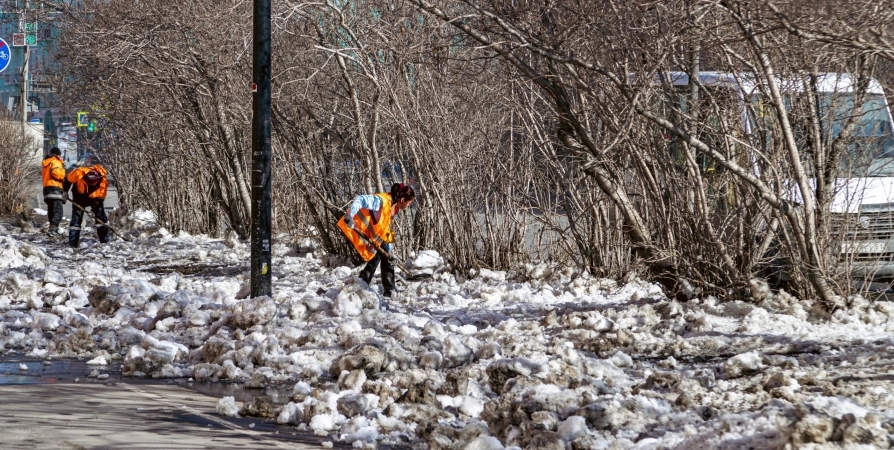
left=337, top=193, right=395, bottom=261
left=41, top=156, right=65, bottom=189
left=67, top=165, right=108, bottom=200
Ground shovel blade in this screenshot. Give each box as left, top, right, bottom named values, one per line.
left=396, top=270, right=432, bottom=281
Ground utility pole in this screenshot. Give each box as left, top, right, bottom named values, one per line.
left=19, top=2, right=29, bottom=130
left=20, top=45, right=28, bottom=128
left=250, top=0, right=272, bottom=297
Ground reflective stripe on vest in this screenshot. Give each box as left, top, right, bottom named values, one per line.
left=358, top=214, right=384, bottom=245
left=344, top=214, right=379, bottom=254
left=338, top=193, right=395, bottom=262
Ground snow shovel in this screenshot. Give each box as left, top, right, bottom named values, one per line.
left=70, top=201, right=130, bottom=242
left=355, top=232, right=431, bottom=281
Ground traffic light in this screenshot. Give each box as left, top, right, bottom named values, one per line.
left=23, top=22, right=37, bottom=46
left=88, top=120, right=96, bottom=132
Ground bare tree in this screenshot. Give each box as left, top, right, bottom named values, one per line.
left=406, top=0, right=890, bottom=307
left=52, top=0, right=894, bottom=306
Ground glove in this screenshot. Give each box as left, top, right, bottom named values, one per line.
left=61, top=192, right=69, bottom=203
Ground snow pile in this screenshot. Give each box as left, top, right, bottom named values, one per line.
left=1, top=272, right=42, bottom=307
left=0, top=235, right=47, bottom=270
left=466, top=435, right=504, bottom=450
left=723, top=350, right=765, bottom=378
left=87, top=355, right=108, bottom=365
left=333, top=283, right=379, bottom=317
left=1, top=226, right=893, bottom=449
left=408, top=250, right=445, bottom=275
left=230, top=296, right=276, bottom=328
left=217, top=396, right=240, bottom=417
left=784, top=396, right=889, bottom=447
left=122, top=335, right=189, bottom=377
left=131, top=209, right=157, bottom=226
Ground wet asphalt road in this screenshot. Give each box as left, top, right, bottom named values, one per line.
left=0, top=357, right=344, bottom=450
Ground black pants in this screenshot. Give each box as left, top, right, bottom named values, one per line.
left=359, top=253, right=395, bottom=295
left=69, top=200, right=109, bottom=247
left=43, top=187, right=64, bottom=229
left=44, top=199, right=63, bottom=229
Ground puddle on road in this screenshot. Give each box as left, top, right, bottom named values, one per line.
left=0, top=354, right=362, bottom=448
left=0, top=358, right=97, bottom=385
left=0, top=355, right=292, bottom=404
left=170, top=378, right=294, bottom=404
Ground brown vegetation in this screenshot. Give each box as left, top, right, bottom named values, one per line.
left=53, top=0, right=894, bottom=306
left=0, top=118, right=39, bottom=215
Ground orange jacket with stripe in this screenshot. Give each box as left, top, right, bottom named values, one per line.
left=41, top=155, right=65, bottom=189
left=337, top=193, right=395, bottom=261
left=65, top=165, right=108, bottom=201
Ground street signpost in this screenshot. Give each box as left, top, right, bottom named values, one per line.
left=13, top=23, right=37, bottom=46
left=251, top=0, right=273, bottom=297
left=77, top=111, right=90, bottom=127
left=0, top=38, right=10, bottom=73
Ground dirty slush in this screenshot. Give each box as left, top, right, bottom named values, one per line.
left=0, top=212, right=892, bottom=449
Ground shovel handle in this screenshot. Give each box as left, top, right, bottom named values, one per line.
left=355, top=231, right=411, bottom=274
left=71, top=201, right=129, bottom=242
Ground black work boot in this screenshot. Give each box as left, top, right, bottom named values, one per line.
left=68, top=230, right=81, bottom=248
left=93, top=201, right=111, bottom=243
left=381, top=257, right=395, bottom=297
left=69, top=203, right=84, bottom=248
left=359, top=254, right=381, bottom=285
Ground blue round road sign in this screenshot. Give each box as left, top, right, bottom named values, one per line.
left=0, top=38, right=10, bottom=73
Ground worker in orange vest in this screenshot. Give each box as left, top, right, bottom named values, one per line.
left=41, top=147, right=66, bottom=237
left=337, top=183, right=416, bottom=297
left=63, top=165, right=110, bottom=248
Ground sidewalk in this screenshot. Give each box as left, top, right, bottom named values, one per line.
left=0, top=382, right=325, bottom=449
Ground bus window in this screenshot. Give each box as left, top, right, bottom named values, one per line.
left=663, top=85, right=741, bottom=174
left=823, top=94, right=894, bottom=176
left=744, top=90, right=894, bottom=177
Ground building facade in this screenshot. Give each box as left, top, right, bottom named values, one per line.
left=0, top=1, right=60, bottom=128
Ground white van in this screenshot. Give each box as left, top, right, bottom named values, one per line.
left=659, top=72, right=894, bottom=278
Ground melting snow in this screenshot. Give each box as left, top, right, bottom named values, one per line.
left=216, top=396, right=240, bottom=417
left=0, top=217, right=893, bottom=448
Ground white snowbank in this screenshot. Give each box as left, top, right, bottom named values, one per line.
left=0, top=226, right=890, bottom=450
left=216, top=396, right=240, bottom=417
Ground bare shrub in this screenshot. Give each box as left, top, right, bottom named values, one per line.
left=0, top=120, right=39, bottom=215
left=407, top=0, right=893, bottom=306
left=51, top=0, right=894, bottom=305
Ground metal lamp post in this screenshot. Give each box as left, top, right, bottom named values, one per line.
left=250, top=0, right=273, bottom=297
